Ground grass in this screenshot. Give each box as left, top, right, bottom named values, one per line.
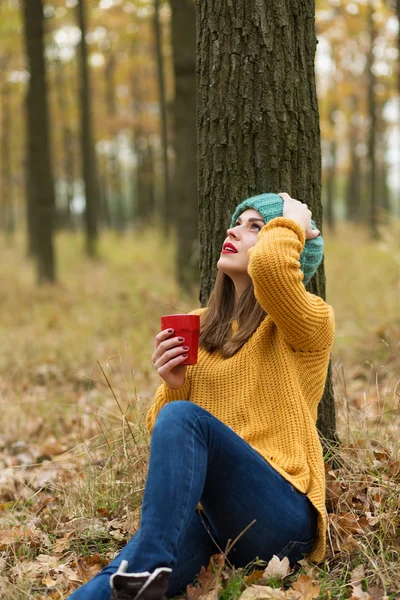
left=0, top=220, right=399, bottom=598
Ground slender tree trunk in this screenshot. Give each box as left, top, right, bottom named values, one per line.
left=1, top=74, right=15, bottom=237
left=99, top=154, right=112, bottom=228
left=397, top=0, right=400, bottom=95
left=197, top=0, right=336, bottom=443
left=376, top=99, right=390, bottom=220
left=153, top=0, right=170, bottom=232
left=77, top=0, right=98, bottom=256
left=55, top=59, right=75, bottom=229
left=325, top=106, right=337, bottom=232
left=21, top=0, right=56, bottom=283
left=135, top=140, right=155, bottom=223
left=346, top=96, right=362, bottom=222
left=367, top=2, right=379, bottom=239
left=170, top=0, right=198, bottom=291
left=131, top=65, right=156, bottom=225
left=105, top=51, right=125, bottom=231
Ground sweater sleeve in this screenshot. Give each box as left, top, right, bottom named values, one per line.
left=146, top=377, right=191, bottom=435
left=247, top=217, right=335, bottom=352
left=146, top=308, right=205, bottom=435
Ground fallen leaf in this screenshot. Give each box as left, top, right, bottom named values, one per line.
left=53, top=532, right=74, bottom=554
left=350, top=585, right=372, bottom=600
left=350, top=565, right=365, bottom=585
left=0, top=528, right=33, bottom=550
left=43, top=574, right=58, bottom=588
left=187, top=555, right=224, bottom=600
left=243, top=570, right=265, bottom=585
left=368, top=586, right=386, bottom=600
left=290, top=574, right=320, bottom=600
left=336, top=513, right=365, bottom=535
left=74, top=553, right=105, bottom=583
left=240, top=585, right=287, bottom=600
left=263, top=555, right=290, bottom=581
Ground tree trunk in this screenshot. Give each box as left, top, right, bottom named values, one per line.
left=1, top=72, right=15, bottom=237
left=21, top=0, right=56, bottom=283
left=153, top=0, right=170, bottom=233
left=55, top=59, right=75, bottom=229
left=197, top=0, right=336, bottom=443
left=170, top=0, right=198, bottom=291
left=325, top=106, right=337, bottom=232
left=134, top=140, right=155, bottom=223
left=104, top=51, right=125, bottom=231
left=397, top=0, right=400, bottom=96
left=367, top=2, right=379, bottom=240
left=77, top=0, right=98, bottom=256
left=99, top=154, right=112, bottom=228
left=131, top=64, right=156, bottom=225
left=346, top=96, right=362, bottom=222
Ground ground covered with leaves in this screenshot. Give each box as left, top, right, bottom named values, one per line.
left=0, top=224, right=399, bottom=599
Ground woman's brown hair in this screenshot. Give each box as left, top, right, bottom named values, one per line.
left=199, top=270, right=266, bottom=358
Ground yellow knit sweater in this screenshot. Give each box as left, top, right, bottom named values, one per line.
left=146, top=217, right=335, bottom=563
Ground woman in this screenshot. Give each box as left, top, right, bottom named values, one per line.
left=69, top=192, right=334, bottom=600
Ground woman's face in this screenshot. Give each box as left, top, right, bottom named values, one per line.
left=217, top=209, right=265, bottom=277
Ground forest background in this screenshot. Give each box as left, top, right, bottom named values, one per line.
left=0, top=0, right=400, bottom=598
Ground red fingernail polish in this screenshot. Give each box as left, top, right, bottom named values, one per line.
left=168, top=329, right=174, bottom=333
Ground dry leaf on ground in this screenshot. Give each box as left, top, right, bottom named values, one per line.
left=351, top=565, right=365, bottom=585
left=289, top=574, right=320, bottom=600
left=263, top=555, right=290, bottom=580
left=240, top=585, right=288, bottom=600
left=350, top=586, right=372, bottom=600
left=187, top=554, right=225, bottom=600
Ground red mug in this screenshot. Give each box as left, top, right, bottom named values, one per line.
left=160, top=314, right=200, bottom=365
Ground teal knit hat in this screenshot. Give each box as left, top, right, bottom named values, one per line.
left=230, top=193, right=323, bottom=285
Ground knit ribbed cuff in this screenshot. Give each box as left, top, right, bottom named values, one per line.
left=261, top=217, right=306, bottom=247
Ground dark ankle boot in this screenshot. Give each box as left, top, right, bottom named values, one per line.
left=110, top=561, right=172, bottom=600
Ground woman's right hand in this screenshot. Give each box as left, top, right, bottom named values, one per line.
left=152, top=329, right=188, bottom=390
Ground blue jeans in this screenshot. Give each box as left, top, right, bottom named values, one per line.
left=69, top=401, right=317, bottom=599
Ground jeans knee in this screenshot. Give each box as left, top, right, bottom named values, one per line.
left=154, top=401, right=203, bottom=434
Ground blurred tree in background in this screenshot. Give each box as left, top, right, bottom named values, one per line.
left=0, top=0, right=398, bottom=282
left=21, top=0, right=56, bottom=282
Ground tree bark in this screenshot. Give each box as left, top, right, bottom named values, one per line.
left=105, top=51, right=125, bottom=231
left=55, top=59, right=75, bottom=229
left=131, top=65, right=156, bottom=225
left=21, top=0, right=56, bottom=282
left=153, top=0, right=170, bottom=232
left=346, top=96, right=362, bottom=222
left=170, top=0, right=198, bottom=291
left=325, top=105, right=337, bottom=232
left=197, top=0, right=336, bottom=443
left=1, top=70, right=15, bottom=237
left=77, top=0, right=98, bottom=256
left=367, top=2, right=379, bottom=239
left=134, top=140, right=155, bottom=223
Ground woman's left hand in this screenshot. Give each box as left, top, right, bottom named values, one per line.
left=278, top=192, right=320, bottom=240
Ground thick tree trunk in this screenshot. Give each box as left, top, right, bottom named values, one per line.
left=154, top=0, right=170, bottom=232
left=367, top=2, right=379, bottom=239
left=105, top=51, right=125, bottom=231
left=197, top=0, right=336, bottom=443
left=22, top=0, right=56, bottom=283
left=77, top=0, right=98, bottom=256
left=170, top=0, right=198, bottom=291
